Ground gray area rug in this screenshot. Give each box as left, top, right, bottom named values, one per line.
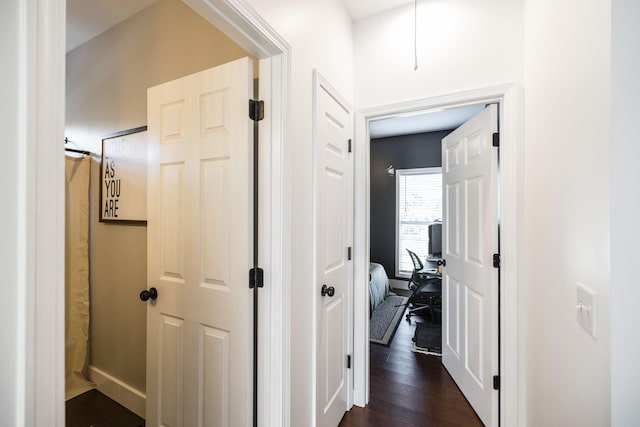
left=370, top=294, right=408, bottom=345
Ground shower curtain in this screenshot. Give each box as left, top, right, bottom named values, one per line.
left=65, top=155, right=94, bottom=400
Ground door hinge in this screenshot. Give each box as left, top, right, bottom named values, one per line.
left=493, top=375, right=500, bottom=390
left=249, top=267, right=264, bottom=289
left=492, top=132, right=500, bottom=147
left=348, top=139, right=352, bottom=153
left=249, top=99, right=264, bottom=121
left=347, top=354, right=352, bottom=369
left=347, top=246, right=352, bottom=261
left=493, top=253, right=501, bottom=269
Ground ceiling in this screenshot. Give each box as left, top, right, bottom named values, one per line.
left=66, top=0, right=415, bottom=52
left=67, top=0, right=475, bottom=136
left=343, top=0, right=414, bottom=22
left=369, top=105, right=485, bottom=139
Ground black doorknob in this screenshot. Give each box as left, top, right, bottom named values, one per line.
left=321, top=285, right=335, bottom=297
left=140, top=287, right=158, bottom=301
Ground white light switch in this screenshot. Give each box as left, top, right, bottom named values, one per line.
left=576, top=282, right=597, bottom=339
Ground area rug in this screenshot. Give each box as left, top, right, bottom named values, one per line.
left=411, top=322, right=442, bottom=356
left=370, top=295, right=408, bottom=345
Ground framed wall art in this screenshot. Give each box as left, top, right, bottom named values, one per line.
left=100, top=126, right=148, bottom=223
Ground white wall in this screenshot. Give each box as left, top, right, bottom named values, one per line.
left=523, top=0, right=611, bottom=425
left=355, top=0, right=614, bottom=424
left=242, top=0, right=355, bottom=425
left=354, top=0, right=523, bottom=108
left=611, top=0, right=640, bottom=425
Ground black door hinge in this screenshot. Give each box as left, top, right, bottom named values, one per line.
left=347, top=354, right=352, bottom=369
left=348, top=139, right=352, bottom=153
left=492, top=132, right=500, bottom=147
left=249, top=99, right=264, bottom=121
left=347, top=247, right=352, bottom=261
left=249, top=267, right=264, bottom=289
left=493, top=375, right=500, bottom=390
left=493, top=253, right=501, bottom=269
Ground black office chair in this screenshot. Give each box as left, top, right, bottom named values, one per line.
left=405, top=249, right=442, bottom=323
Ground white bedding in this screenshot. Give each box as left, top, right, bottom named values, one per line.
left=369, top=262, right=391, bottom=313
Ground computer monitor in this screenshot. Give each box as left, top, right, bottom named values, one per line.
left=428, top=222, right=442, bottom=259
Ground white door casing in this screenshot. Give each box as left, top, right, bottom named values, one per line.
left=442, top=104, right=499, bottom=426
left=314, top=71, right=354, bottom=427
left=146, top=57, right=253, bottom=426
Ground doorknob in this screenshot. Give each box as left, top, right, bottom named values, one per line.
left=321, top=285, right=335, bottom=297
left=140, top=287, right=158, bottom=302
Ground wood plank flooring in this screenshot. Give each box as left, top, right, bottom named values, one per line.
left=66, top=389, right=144, bottom=427
left=340, top=309, right=483, bottom=427
left=66, top=308, right=481, bottom=426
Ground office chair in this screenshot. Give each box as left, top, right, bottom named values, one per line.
left=405, top=249, right=442, bottom=323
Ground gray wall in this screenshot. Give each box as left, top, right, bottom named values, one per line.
left=369, top=130, right=451, bottom=278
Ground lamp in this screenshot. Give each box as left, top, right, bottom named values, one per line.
left=385, top=165, right=395, bottom=176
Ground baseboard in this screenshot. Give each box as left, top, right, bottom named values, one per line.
left=88, top=365, right=146, bottom=419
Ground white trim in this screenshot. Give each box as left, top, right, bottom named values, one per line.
left=31, top=0, right=291, bottom=425
left=353, top=111, right=370, bottom=407
left=256, top=52, right=292, bottom=427
left=183, top=2, right=293, bottom=426
left=183, top=0, right=286, bottom=58
left=88, top=366, right=146, bottom=419
left=23, top=0, right=67, bottom=425
left=354, top=84, right=524, bottom=426
left=394, top=167, right=443, bottom=278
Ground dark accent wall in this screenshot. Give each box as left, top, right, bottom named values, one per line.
left=370, top=130, right=452, bottom=278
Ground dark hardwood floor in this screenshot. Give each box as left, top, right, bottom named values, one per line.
left=66, top=389, right=144, bottom=427
left=340, top=307, right=483, bottom=427
left=65, top=306, right=480, bottom=427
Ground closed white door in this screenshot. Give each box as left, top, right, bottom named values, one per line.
left=441, top=104, right=499, bottom=426
left=314, top=73, right=353, bottom=427
left=145, top=57, right=253, bottom=427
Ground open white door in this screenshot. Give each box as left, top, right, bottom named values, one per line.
left=442, top=104, right=499, bottom=426
left=314, top=72, right=354, bottom=427
left=145, top=57, right=253, bottom=426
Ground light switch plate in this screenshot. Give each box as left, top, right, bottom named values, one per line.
left=576, top=282, right=597, bottom=339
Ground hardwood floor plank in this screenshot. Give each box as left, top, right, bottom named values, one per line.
left=66, top=389, right=144, bottom=427
left=341, top=312, right=483, bottom=427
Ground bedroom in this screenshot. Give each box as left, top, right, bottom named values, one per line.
left=364, top=104, right=488, bottom=425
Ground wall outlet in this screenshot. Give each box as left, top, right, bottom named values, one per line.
left=576, top=282, right=597, bottom=339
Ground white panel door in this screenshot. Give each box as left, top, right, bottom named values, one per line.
left=442, top=104, right=499, bottom=426
left=314, top=74, right=353, bottom=427
left=146, top=57, right=253, bottom=427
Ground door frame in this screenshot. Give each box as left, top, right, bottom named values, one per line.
left=353, top=84, right=524, bottom=427
left=26, top=0, right=292, bottom=425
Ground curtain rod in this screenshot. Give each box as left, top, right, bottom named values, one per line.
left=64, top=137, right=91, bottom=156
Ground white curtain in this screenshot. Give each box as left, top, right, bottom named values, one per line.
left=65, top=155, right=94, bottom=400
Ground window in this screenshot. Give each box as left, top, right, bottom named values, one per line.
left=396, top=167, right=442, bottom=277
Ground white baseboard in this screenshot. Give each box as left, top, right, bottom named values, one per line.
left=88, top=365, right=146, bottom=419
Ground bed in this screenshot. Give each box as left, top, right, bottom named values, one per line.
left=369, top=262, right=392, bottom=314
